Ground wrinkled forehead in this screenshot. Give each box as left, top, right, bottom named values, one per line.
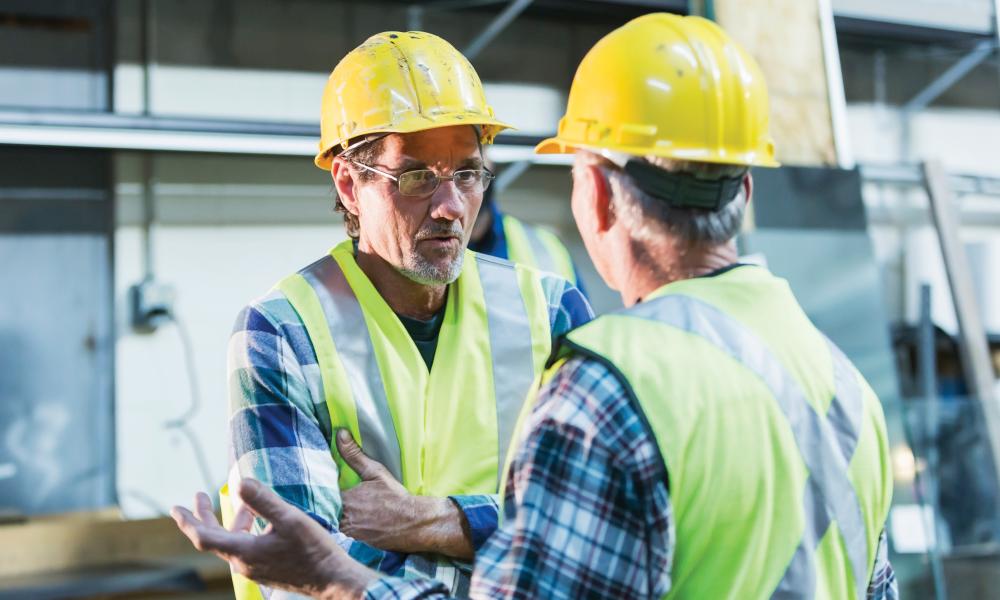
left=380, top=125, right=483, bottom=167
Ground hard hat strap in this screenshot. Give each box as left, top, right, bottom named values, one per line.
left=623, top=159, right=743, bottom=211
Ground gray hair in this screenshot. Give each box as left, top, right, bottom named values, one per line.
left=600, top=155, right=748, bottom=247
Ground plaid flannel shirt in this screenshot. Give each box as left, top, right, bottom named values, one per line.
left=366, top=357, right=898, bottom=599
left=227, top=259, right=593, bottom=598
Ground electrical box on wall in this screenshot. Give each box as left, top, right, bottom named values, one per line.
left=129, top=279, right=175, bottom=332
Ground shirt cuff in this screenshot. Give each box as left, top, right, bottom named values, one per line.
left=448, top=493, right=499, bottom=551
left=364, top=575, right=449, bottom=600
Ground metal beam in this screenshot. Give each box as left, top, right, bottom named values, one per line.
left=994, top=0, right=1000, bottom=45
left=463, top=0, right=535, bottom=61
left=818, top=0, right=855, bottom=168
left=861, top=162, right=1000, bottom=197
left=918, top=284, right=950, bottom=599
left=494, top=159, right=531, bottom=192
left=418, top=0, right=509, bottom=11
left=902, top=39, right=995, bottom=113
left=0, top=110, right=568, bottom=163
left=407, top=4, right=424, bottom=30
left=921, top=160, right=1000, bottom=500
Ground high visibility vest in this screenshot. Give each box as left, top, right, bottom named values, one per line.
left=509, top=266, right=893, bottom=599
left=501, top=214, right=577, bottom=285
left=221, top=239, right=552, bottom=600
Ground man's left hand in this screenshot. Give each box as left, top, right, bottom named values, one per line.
left=337, top=430, right=474, bottom=560
left=171, top=479, right=377, bottom=600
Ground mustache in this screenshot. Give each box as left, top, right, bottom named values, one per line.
left=415, top=222, right=464, bottom=241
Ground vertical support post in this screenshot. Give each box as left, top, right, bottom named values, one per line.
left=817, top=0, right=854, bottom=168
left=407, top=5, right=423, bottom=31
left=919, top=284, right=949, bottom=600
left=922, top=160, right=1000, bottom=499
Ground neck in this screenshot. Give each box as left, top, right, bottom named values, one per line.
left=619, top=238, right=738, bottom=307
left=355, top=241, right=448, bottom=320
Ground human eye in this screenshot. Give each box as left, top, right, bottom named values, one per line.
left=454, top=170, right=479, bottom=184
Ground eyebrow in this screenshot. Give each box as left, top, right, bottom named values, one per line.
left=392, top=155, right=484, bottom=172
left=393, top=157, right=425, bottom=171
left=458, top=156, right=484, bottom=170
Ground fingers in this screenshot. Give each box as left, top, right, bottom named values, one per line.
left=195, top=492, right=221, bottom=527
left=236, top=479, right=298, bottom=526
left=335, top=429, right=387, bottom=481
left=171, top=505, right=243, bottom=556
left=230, top=503, right=255, bottom=533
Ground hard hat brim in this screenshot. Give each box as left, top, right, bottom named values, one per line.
left=534, top=136, right=574, bottom=156
left=315, top=116, right=514, bottom=171
left=535, top=136, right=781, bottom=168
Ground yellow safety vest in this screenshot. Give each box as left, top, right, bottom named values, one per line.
left=502, top=214, right=577, bottom=285
left=507, top=266, right=893, bottom=599
left=222, top=239, right=552, bottom=600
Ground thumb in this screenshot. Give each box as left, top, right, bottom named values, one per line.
left=335, top=429, right=387, bottom=481
left=236, top=479, right=296, bottom=526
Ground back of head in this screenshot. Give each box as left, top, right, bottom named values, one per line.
left=315, top=31, right=511, bottom=170
left=537, top=13, right=779, bottom=246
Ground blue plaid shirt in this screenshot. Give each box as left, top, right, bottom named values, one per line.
left=365, top=357, right=898, bottom=599
left=226, top=257, right=593, bottom=597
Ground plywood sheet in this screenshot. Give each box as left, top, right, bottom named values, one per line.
left=715, top=0, right=838, bottom=166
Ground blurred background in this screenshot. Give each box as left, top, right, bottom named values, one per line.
left=1, top=0, right=1000, bottom=597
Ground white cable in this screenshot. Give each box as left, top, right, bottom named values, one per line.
left=163, top=311, right=219, bottom=496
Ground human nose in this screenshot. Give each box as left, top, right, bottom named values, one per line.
left=428, top=178, right=466, bottom=222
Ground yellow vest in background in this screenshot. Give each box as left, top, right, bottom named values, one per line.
left=502, top=214, right=576, bottom=285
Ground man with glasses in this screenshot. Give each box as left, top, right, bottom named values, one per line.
left=217, top=30, right=591, bottom=599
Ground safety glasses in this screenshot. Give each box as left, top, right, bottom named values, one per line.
left=352, top=161, right=495, bottom=197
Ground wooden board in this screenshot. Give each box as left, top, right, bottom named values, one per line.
left=0, top=510, right=225, bottom=579
left=715, top=0, right=838, bottom=166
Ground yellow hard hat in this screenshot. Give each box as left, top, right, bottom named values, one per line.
left=315, top=31, right=512, bottom=170
left=536, top=13, right=778, bottom=167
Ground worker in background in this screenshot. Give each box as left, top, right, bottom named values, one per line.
left=174, top=14, right=896, bottom=600
left=215, top=30, right=591, bottom=599
left=468, top=158, right=586, bottom=293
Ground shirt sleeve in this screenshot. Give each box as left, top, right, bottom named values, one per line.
left=446, top=494, right=500, bottom=552
left=866, top=530, right=898, bottom=600
left=364, top=356, right=674, bottom=599
left=538, top=273, right=595, bottom=339
left=227, top=301, right=409, bottom=579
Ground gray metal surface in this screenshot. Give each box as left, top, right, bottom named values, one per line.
left=742, top=164, right=902, bottom=424
left=902, top=39, right=996, bottom=113
left=919, top=284, right=951, bottom=599
left=741, top=229, right=901, bottom=405
left=0, top=0, right=112, bottom=112
left=751, top=167, right=868, bottom=231
left=495, top=160, right=531, bottom=193
left=463, top=0, right=536, bottom=60
left=0, top=147, right=115, bottom=515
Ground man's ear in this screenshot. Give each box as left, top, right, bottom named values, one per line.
left=587, top=164, right=614, bottom=233
left=743, top=171, right=754, bottom=206
left=332, top=157, right=359, bottom=215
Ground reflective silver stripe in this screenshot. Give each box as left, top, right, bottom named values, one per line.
left=299, top=255, right=404, bottom=483
left=628, top=295, right=869, bottom=599
left=476, top=254, right=536, bottom=487
left=522, top=224, right=557, bottom=275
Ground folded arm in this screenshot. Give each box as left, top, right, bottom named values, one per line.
left=228, top=302, right=408, bottom=575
